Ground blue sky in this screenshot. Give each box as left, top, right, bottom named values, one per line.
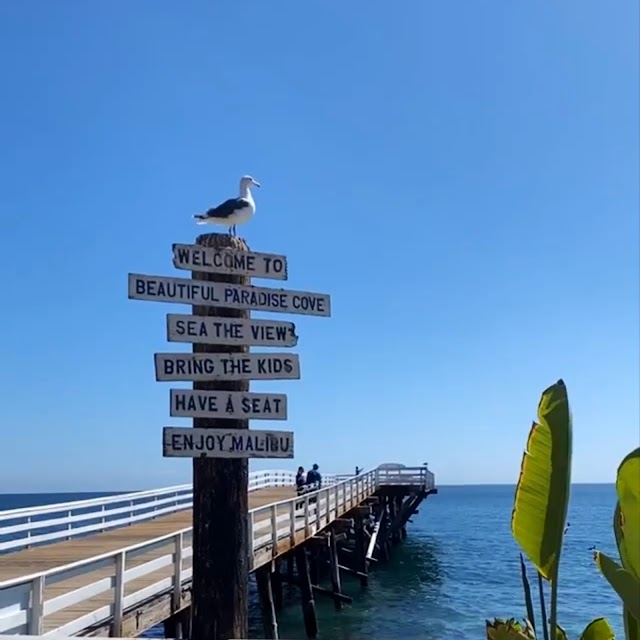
left=0, top=1, right=637, bottom=492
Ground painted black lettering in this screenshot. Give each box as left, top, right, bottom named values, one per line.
left=176, top=247, right=190, bottom=265
left=171, top=434, right=182, bottom=450
left=175, top=393, right=186, bottom=411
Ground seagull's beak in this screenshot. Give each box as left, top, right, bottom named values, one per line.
left=252, top=180, right=261, bottom=188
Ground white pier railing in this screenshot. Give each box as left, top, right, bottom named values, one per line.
left=0, top=470, right=342, bottom=554
left=0, top=465, right=435, bottom=636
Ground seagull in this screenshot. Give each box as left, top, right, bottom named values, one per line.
left=193, top=175, right=261, bottom=236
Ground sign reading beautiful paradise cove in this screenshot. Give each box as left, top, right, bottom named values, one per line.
left=128, top=239, right=331, bottom=459
left=128, top=273, right=330, bottom=317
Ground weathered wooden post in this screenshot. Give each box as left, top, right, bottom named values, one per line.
left=256, top=565, right=279, bottom=639
left=128, top=216, right=332, bottom=640
left=295, top=547, right=318, bottom=639
left=328, top=529, right=343, bottom=610
left=189, top=233, right=250, bottom=640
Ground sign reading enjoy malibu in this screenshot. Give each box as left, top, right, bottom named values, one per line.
left=163, top=427, right=294, bottom=459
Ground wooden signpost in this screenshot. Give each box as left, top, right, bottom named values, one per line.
left=127, top=232, right=331, bottom=640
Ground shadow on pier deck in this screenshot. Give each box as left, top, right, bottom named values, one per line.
left=0, top=466, right=436, bottom=639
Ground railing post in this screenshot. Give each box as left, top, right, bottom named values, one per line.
left=29, top=575, right=44, bottom=635
left=304, top=495, right=310, bottom=537
left=128, top=500, right=133, bottom=524
left=26, top=516, right=32, bottom=549
left=289, top=500, right=296, bottom=545
left=113, top=551, right=125, bottom=636
left=173, top=532, right=184, bottom=612
left=271, top=505, right=278, bottom=557
left=66, top=510, right=72, bottom=540
left=334, top=483, right=339, bottom=518
left=101, top=504, right=106, bottom=532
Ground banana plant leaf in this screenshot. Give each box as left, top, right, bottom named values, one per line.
left=578, top=618, right=615, bottom=640
left=616, top=448, right=640, bottom=580
left=511, top=380, right=572, bottom=582
left=486, top=619, right=535, bottom=640
left=595, top=551, right=640, bottom=623
left=615, top=503, right=640, bottom=640
left=555, top=625, right=568, bottom=640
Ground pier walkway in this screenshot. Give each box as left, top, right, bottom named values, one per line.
left=0, top=465, right=436, bottom=638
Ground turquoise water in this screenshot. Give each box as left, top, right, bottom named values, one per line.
left=1, top=484, right=624, bottom=639
left=246, top=484, right=623, bottom=639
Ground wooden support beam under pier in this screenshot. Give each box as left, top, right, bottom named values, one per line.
left=294, top=547, right=318, bottom=639
left=256, top=566, right=279, bottom=640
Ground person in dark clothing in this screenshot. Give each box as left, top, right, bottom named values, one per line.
left=295, top=466, right=306, bottom=495
left=306, top=463, right=322, bottom=489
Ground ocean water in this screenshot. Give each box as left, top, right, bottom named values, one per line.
left=1, top=485, right=623, bottom=639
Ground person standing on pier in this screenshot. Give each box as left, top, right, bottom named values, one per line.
left=306, top=463, right=322, bottom=489
left=296, top=466, right=306, bottom=495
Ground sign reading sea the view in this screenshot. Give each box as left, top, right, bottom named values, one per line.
left=128, top=238, right=331, bottom=460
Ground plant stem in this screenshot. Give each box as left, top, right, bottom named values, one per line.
left=538, top=572, right=549, bottom=640
left=549, top=568, right=558, bottom=639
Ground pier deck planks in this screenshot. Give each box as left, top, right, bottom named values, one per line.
left=0, top=487, right=296, bottom=633
left=0, top=487, right=293, bottom=582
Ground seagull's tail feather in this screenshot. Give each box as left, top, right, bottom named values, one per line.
left=193, top=214, right=208, bottom=225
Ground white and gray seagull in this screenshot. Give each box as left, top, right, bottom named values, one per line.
left=193, top=175, right=261, bottom=236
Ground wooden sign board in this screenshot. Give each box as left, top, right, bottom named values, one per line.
left=155, top=353, right=300, bottom=381
left=128, top=273, right=331, bottom=317
left=169, top=389, right=287, bottom=420
left=166, top=314, right=298, bottom=347
left=172, top=243, right=288, bottom=280
left=163, top=427, right=294, bottom=459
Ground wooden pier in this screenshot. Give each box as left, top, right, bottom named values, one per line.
left=0, top=465, right=436, bottom=639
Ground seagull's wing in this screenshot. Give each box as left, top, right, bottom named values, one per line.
left=203, top=197, right=251, bottom=219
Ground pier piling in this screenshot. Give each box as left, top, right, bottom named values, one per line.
left=295, top=546, right=318, bottom=639
left=328, top=529, right=343, bottom=610
left=256, top=566, right=279, bottom=639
